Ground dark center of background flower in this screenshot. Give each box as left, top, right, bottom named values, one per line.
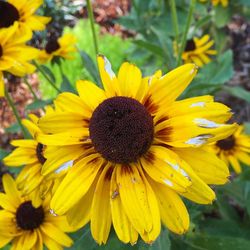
left=89, top=96, right=154, bottom=164
left=45, top=38, right=60, bottom=54
left=0, top=1, right=19, bottom=28
left=185, top=39, right=196, bottom=52
left=16, top=201, right=45, bottom=230
left=216, top=135, right=235, bottom=151
left=36, top=143, right=47, bottom=164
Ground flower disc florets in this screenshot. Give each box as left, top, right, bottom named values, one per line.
left=0, top=1, right=19, bottom=28
left=16, top=201, right=44, bottom=230
left=89, top=96, right=154, bottom=164
left=45, top=38, right=60, bottom=54
left=216, top=135, right=235, bottom=151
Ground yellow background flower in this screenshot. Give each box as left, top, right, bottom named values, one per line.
left=0, top=174, right=75, bottom=250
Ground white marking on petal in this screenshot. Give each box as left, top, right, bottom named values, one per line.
left=163, top=179, right=173, bottom=187
left=55, top=160, right=73, bottom=174
left=194, top=118, right=220, bottom=128
left=104, top=56, right=116, bottom=79
left=186, top=134, right=213, bottom=146
left=49, top=209, right=58, bottom=216
left=190, top=102, right=205, bottom=107
left=166, top=161, right=191, bottom=180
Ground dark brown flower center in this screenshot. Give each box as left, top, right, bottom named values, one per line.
left=89, top=96, right=154, bottom=164
left=36, top=143, right=46, bottom=164
left=185, top=39, right=196, bottom=52
left=216, top=136, right=235, bottom=151
left=45, top=38, right=60, bottom=54
left=0, top=1, right=19, bottom=28
left=16, top=201, right=45, bottom=230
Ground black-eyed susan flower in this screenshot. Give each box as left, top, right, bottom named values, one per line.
left=3, top=114, right=71, bottom=207
left=182, top=35, right=217, bottom=67
left=0, top=23, right=38, bottom=97
left=0, top=0, right=51, bottom=35
left=207, top=125, right=250, bottom=174
left=0, top=174, right=75, bottom=250
left=38, top=33, right=77, bottom=63
left=37, top=56, right=237, bottom=244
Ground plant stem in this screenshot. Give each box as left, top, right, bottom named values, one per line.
left=170, top=0, right=179, bottom=54
left=23, top=77, right=39, bottom=101
left=33, top=61, right=61, bottom=93
left=5, top=89, right=29, bottom=138
left=86, top=0, right=99, bottom=55
left=177, top=0, right=196, bottom=66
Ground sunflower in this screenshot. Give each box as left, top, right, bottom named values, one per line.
left=0, top=0, right=51, bottom=35
left=207, top=125, right=250, bottom=174
left=37, top=55, right=237, bottom=244
left=0, top=23, right=38, bottom=97
left=3, top=114, right=72, bottom=207
left=38, top=33, right=77, bottom=64
left=182, top=35, right=217, bottom=67
left=0, top=174, right=75, bottom=250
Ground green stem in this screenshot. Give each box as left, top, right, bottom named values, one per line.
left=177, top=0, right=196, bottom=66
left=23, top=77, right=39, bottom=101
left=33, top=61, right=61, bottom=93
left=5, top=89, right=29, bottom=138
left=86, top=0, right=99, bottom=55
left=170, top=0, right=179, bottom=54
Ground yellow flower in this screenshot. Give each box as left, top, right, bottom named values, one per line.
left=0, top=23, right=38, bottom=96
left=0, top=174, right=75, bottom=250
left=0, top=0, right=51, bottom=35
left=38, top=33, right=77, bottom=63
left=37, top=56, right=237, bottom=244
left=182, top=35, right=217, bottom=67
left=3, top=114, right=72, bottom=207
left=207, top=125, right=250, bottom=174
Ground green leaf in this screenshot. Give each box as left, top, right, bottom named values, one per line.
left=79, top=50, right=101, bottom=87
left=0, top=148, right=9, bottom=160
left=60, top=74, right=76, bottom=93
left=189, top=234, right=250, bottom=250
left=214, top=5, right=231, bottom=28
left=133, top=40, right=165, bottom=57
left=5, top=123, right=21, bottom=133
left=223, top=86, right=250, bottom=103
left=40, top=65, right=56, bottom=83
left=25, top=99, right=52, bottom=111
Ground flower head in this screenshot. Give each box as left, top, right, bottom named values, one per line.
left=38, top=33, right=77, bottom=64
left=182, top=35, right=217, bottom=67
left=0, top=0, right=51, bottom=35
left=208, top=125, right=250, bottom=173
left=3, top=114, right=71, bottom=206
left=0, top=174, right=75, bottom=249
left=199, top=0, right=229, bottom=7
left=37, top=56, right=237, bottom=244
left=0, top=23, right=38, bottom=96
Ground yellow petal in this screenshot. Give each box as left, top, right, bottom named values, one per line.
left=117, top=62, right=142, bottom=97
left=228, top=155, right=242, bottom=174
left=91, top=165, right=112, bottom=244
left=97, top=55, right=120, bottom=96
left=41, top=222, right=73, bottom=247
left=0, top=72, right=4, bottom=97
left=50, top=155, right=103, bottom=215
left=174, top=148, right=230, bottom=185
left=144, top=64, right=197, bottom=114
left=110, top=167, right=138, bottom=244
left=116, top=164, right=153, bottom=235
left=150, top=180, right=189, bottom=234
left=76, top=80, right=107, bottom=111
